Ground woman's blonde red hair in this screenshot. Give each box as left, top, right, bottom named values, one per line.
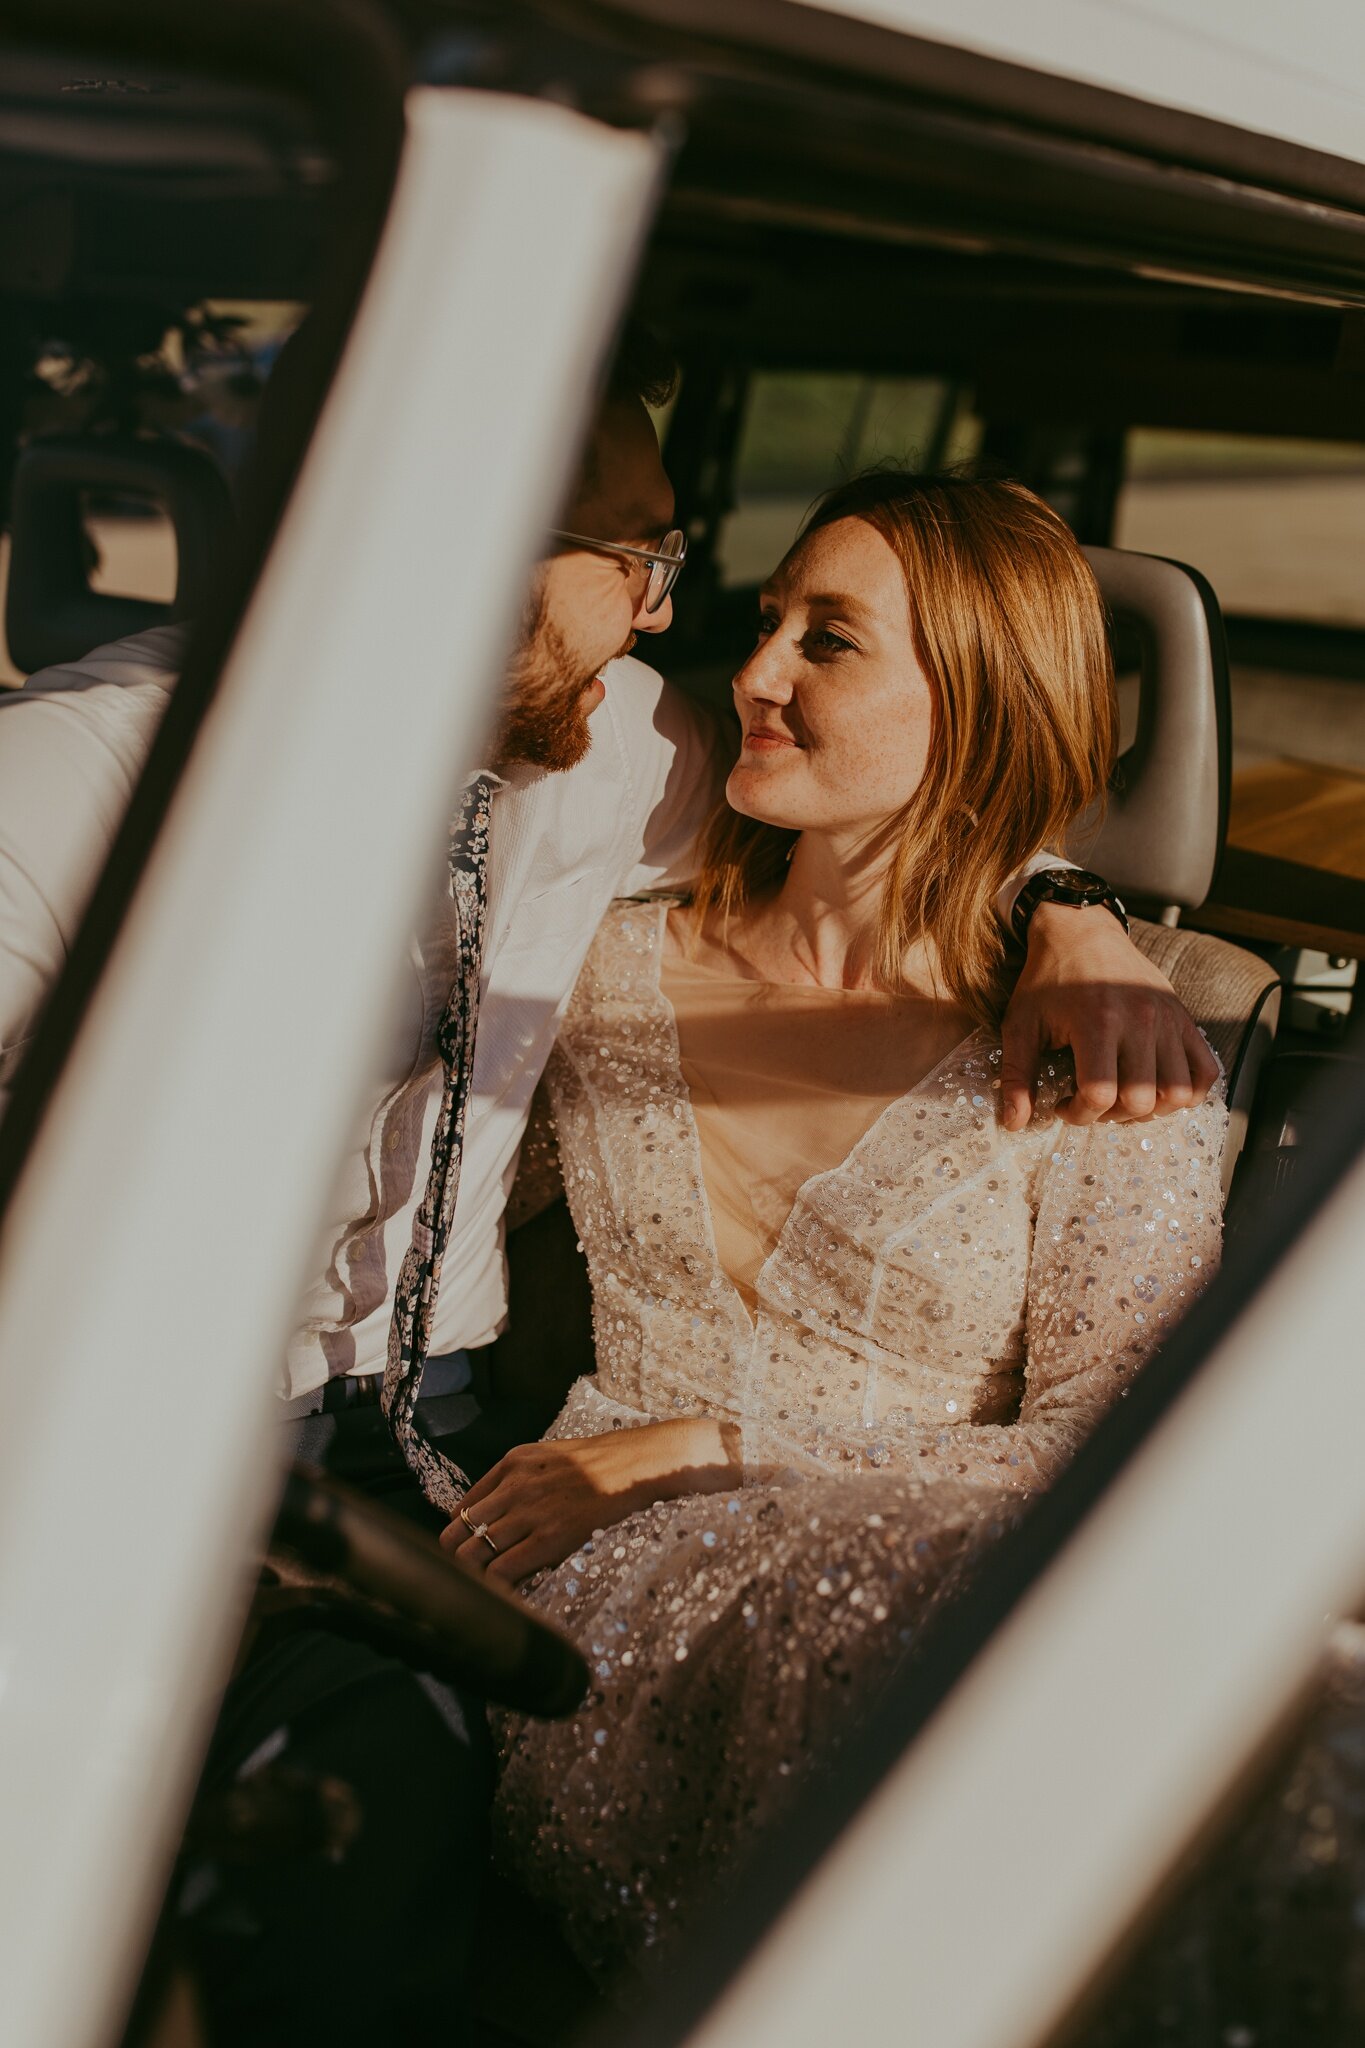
left=691, top=470, right=1118, bottom=1022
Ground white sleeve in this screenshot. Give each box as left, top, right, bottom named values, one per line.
left=602, top=656, right=729, bottom=897
left=995, top=850, right=1077, bottom=929
left=0, top=630, right=183, bottom=1094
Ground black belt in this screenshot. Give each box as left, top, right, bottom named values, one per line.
left=285, top=1348, right=471, bottom=1421
left=319, top=1371, right=385, bottom=1415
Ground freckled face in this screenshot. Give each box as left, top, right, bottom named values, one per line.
left=726, top=518, right=935, bottom=836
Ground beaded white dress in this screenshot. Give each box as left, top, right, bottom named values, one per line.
left=492, top=900, right=1226, bottom=1980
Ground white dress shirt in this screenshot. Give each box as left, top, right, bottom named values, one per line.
left=286, top=660, right=721, bottom=1396
left=0, top=630, right=721, bottom=1396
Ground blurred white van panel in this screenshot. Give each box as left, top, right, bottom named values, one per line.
left=792, top=0, right=1365, bottom=161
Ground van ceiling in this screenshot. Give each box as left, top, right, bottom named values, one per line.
left=3, top=4, right=1363, bottom=447
left=0, top=50, right=329, bottom=306
left=412, top=0, right=1365, bottom=214
left=415, top=1, right=1365, bottom=308
left=410, top=0, right=1365, bottom=441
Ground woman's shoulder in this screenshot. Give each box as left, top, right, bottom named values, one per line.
left=982, top=1040, right=1228, bottom=1159
left=598, top=892, right=684, bottom=952
left=1016, top=1070, right=1229, bottom=1191
left=568, top=896, right=675, bottom=1017
left=906, top=1030, right=1069, bottom=1123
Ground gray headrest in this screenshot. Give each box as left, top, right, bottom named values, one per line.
left=1072, top=547, right=1231, bottom=911
left=5, top=435, right=232, bottom=676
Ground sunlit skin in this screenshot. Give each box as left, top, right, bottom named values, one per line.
left=555, top=393, right=677, bottom=665
left=731, top=519, right=934, bottom=848
left=720, top=518, right=943, bottom=997
left=446, top=423, right=1219, bottom=1587
left=495, top=396, right=675, bottom=773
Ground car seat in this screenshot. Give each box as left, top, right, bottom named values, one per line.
left=1080, top=547, right=1280, bottom=1193
left=5, top=433, right=232, bottom=676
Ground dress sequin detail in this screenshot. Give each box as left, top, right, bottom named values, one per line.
left=493, top=900, right=1226, bottom=1981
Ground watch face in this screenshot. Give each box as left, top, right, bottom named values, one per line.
left=1015, top=869, right=1126, bottom=939
left=1051, top=871, right=1107, bottom=905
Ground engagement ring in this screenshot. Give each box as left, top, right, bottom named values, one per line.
left=457, top=1504, right=499, bottom=1553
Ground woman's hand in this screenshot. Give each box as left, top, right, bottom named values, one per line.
left=439, top=1417, right=741, bottom=1586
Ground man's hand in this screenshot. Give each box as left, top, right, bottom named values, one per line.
left=439, top=1418, right=740, bottom=1586
left=1000, top=903, right=1218, bottom=1131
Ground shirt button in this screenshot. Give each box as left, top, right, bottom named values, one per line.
left=385, top=1127, right=400, bottom=1154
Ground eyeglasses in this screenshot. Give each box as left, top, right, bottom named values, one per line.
left=550, top=527, right=687, bottom=615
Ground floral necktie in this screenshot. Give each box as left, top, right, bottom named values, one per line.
left=381, top=773, right=495, bottom=1514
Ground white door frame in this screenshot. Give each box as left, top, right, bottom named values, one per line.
left=0, top=83, right=662, bottom=2048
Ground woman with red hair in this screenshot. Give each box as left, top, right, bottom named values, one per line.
left=450, top=472, right=1225, bottom=1982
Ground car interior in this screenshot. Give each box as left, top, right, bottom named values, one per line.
left=2, top=5, right=1365, bottom=2045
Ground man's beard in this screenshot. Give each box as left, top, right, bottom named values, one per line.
left=497, top=615, right=635, bottom=775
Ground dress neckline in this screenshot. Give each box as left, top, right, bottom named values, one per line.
left=644, top=901, right=993, bottom=1337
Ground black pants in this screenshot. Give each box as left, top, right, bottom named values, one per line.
left=176, top=1402, right=496, bottom=2048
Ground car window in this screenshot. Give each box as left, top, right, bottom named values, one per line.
left=1114, top=428, right=1365, bottom=628
left=715, top=370, right=982, bottom=587
left=1113, top=428, right=1365, bottom=956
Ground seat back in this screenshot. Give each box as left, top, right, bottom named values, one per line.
left=1076, top=547, right=1232, bottom=915
left=1070, top=547, right=1273, bottom=1192
left=1130, top=917, right=1281, bottom=1195
left=5, top=434, right=232, bottom=675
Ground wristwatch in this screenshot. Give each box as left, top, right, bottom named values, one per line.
left=1010, top=867, right=1129, bottom=947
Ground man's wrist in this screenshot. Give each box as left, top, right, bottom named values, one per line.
left=995, top=851, right=1074, bottom=930
left=1025, top=898, right=1129, bottom=944
left=1012, top=867, right=1129, bottom=949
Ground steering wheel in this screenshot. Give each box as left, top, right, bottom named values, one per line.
left=261, top=1462, right=588, bottom=1719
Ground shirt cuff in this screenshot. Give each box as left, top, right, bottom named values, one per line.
left=995, top=850, right=1076, bottom=930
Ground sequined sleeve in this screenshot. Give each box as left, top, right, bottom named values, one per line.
left=738, top=1097, right=1226, bottom=1495
left=1012, top=1095, right=1226, bottom=1477
left=906, top=1099, right=1222, bottom=1492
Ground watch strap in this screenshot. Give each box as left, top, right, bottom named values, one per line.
left=1010, top=867, right=1129, bottom=946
